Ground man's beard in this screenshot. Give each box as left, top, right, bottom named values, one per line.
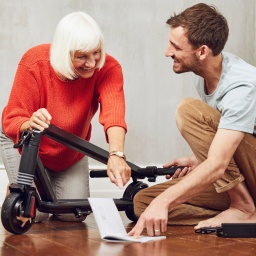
left=173, top=55, right=201, bottom=74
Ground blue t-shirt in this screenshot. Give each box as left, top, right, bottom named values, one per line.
left=195, top=52, right=256, bottom=135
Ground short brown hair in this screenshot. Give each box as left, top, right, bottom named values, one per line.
left=166, top=3, right=229, bottom=56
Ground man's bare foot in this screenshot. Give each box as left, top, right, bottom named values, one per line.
left=195, top=207, right=256, bottom=230
left=195, top=182, right=256, bottom=230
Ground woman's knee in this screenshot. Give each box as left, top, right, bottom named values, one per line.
left=34, top=211, right=49, bottom=223
left=0, top=131, right=20, bottom=183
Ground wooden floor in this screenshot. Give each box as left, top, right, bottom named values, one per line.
left=0, top=210, right=256, bottom=256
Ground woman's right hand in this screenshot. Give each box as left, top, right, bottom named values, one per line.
left=21, top=108, right=52, bottom=132
left=163, top=155, right=199, bottom=179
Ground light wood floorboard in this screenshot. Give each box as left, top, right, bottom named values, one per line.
left=0, top=210, right=255, bottom=256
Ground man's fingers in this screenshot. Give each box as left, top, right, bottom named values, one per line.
left=153, top=220, right=161, bottom=236
left=172, top=168, right=181, bottom=178
left=163, top=162, right=175, bottom=168
left=146, top=219, right=154, bottom=237
left=161, top=218, right=167, bottom=233
left=129, top=221, right=145, bottom=239
left=172, top=167, right=190, bottom=178
left=178, top=167, right=189, bottom=177
left=165, top=174, right=171, bottom=180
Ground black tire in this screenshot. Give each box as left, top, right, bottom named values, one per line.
left=123, top=181, right=148, bottom=222
left=125, top=205, right=138, bottom=222
left=1, top=193, right=34, bottom=234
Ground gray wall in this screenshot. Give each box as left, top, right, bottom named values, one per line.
left=1, top=0, right=256, bottom=168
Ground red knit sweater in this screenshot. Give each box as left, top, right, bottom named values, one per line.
left=2, top=44, right=127, bottom=171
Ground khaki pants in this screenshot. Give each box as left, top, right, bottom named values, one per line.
left=134, top=98, right=256, bottom=225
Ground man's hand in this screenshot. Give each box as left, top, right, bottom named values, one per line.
left=128, top=195, right=169, bottom=238
left=164, top=155, right=199, bottom=179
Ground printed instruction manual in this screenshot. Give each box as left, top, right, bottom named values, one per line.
left=88, top=197, right=166, bottom=243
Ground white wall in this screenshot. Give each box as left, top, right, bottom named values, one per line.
left=0, top=0, right=256, bottom=203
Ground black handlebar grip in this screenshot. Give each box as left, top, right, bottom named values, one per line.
left=90, top=170, right=108, bottom=178
left=90, top=166, right=186, bottom=178
left=136, top=166, right=185, bottom=178
left=155, top=166, right=185, bottom=176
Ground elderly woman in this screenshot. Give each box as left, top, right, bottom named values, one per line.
left=0, top=12, right=131, bottom=222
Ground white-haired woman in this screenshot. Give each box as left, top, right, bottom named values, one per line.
left=0, top=12, right=131, bottom=222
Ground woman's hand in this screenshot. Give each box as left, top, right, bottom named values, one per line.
left=20, top=108, right=52, bottom=132
left=107, top=156, right=131, bottom=188
left=106, top=126, right=131, bottom=188
left=107, top=155, right=131, bottom=188
left=164, top=155, right=199, bottom=179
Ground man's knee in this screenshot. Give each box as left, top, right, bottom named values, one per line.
left=176, top=98, right=201, bottom=130
left=133, top=179, right=180, bottom=217
left=133, top=189, right=150, bottom=217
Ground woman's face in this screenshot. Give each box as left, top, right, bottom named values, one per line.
left=72, top=48, right=101, bottom=78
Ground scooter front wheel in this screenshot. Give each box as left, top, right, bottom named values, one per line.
left=123, top=181, right=148, bottom=222
left=1, top=192, right=34, bottom=234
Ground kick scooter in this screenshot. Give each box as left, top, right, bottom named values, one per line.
left=1, top=124, right=180, bottom=234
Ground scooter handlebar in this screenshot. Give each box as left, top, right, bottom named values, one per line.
left=90, top=166, right=185, bottom=179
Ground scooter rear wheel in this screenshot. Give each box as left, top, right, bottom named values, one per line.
left=1, top=192, right=34, bottom=234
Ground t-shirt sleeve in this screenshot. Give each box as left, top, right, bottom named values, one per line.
left=218, top=83, right=256, bottom=134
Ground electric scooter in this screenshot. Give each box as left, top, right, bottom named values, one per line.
left=1, top=124, right=179, bottom=235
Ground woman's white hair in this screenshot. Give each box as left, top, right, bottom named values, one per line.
left=50, top=12, right=105, bottom=80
